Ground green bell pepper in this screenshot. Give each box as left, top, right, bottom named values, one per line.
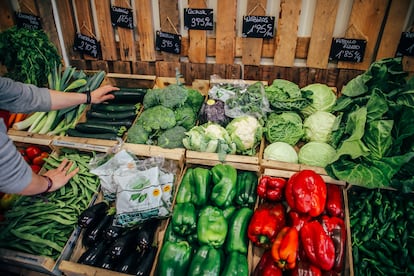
left=221, top=251, right=249, bottom=276
left=192, top=167, right=211, bottom=207
left=171, top=202, right=197, bottom=236
left=157, top=241, right=192, bottom=275
left=210, top=164, right=237, bottom=208
left=163, top=223, right=185, bottom=243
left=197, top=205, right=228, bottom=248
left=225, top=207, right=253, bottom=254
left=234, top=171, right=258, bottom=208
left=222, top=206, right=237, bottom=221
left=187, top=245, right=223, bottom=276
left=175, top=168, right=194, bottom=204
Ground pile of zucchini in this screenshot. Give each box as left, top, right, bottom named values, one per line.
left=67, top=87, right=147, bottom=140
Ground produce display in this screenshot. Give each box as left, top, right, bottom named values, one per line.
left=127, top=83, right=204, bottom=149
left=251, top=170, right=347, bottom=275
left=0, top=148, right=100, bottom=259
left=13, top=66, right=106, bottom=136
left=156, top=164, right=258, bottom=275
left=75, top=202, right=158, bottom=275
left=349, top=187, right=414, bottom=274
left=68, top=87, right=146, bottom=140
left=19, top=144, right=50, bottom=173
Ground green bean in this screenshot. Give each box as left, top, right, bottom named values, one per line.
left=10, top=229, right=63, bottom=252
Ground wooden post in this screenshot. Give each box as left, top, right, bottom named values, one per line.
left=94, top=0, right=117, bottom=61
left=215, top=0, right=237, bottom=64
left=135, top=0, right=156, bottom=61
left=187, top=0, right=207, bottom=63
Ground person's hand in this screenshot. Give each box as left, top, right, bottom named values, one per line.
left=43, top=159, right=79, bottom=192
left=90, top=85, right=119, bottom=104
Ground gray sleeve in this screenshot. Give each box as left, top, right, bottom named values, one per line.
left=0, top=77, right=51, bottom=113
left=0, top=122, right=32, bottom=194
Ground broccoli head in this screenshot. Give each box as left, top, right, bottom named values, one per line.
left=185, top=88, right=205, bottom=113
left=126, top=122, right=151, bottom=144
left=157, top=125, right=187, bottom=149
left=137, top=105, right=176, bottom=133
left=174, top=105, right=197, bottom=130
left=143, top=84, right=188, bottom=109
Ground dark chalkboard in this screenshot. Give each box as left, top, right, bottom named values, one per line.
left=184, top=8, right=214, bottom=30
left=396, top=32, right=414, bottom=57
left=155, top=31, right=181, bottom=54
left=73, top=33, right=101, bottom=58
left=110, top=5, right=134, bottom=29
left=15, top=12, right=42, bottom=30
left=329, top=38, right=366, bottom=63
left=242, top=15, right=275, bottom=39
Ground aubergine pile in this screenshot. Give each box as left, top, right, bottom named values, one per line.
left=76, top=201, right=158, bottom=275
left=67, top=87, right=147, bottom=140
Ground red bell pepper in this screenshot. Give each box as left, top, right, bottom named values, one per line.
left=257, top=176, right=287, bottom=201
left=288, top=210, right=312, bottom=232
left=253, top=250, right=283, bottom=276
left=32, top=152, right=49, bottom=166
left=300, top=221, right=335, bottom=271
left=291, top=260, right=322, bottom=276
left=325, top=184, right=344, bottom=218
left=25, top=145, right=42, bottom=160
left=248, top=203, right=286, bottom=248
left=285, top=170, right=327, bottom=217
left=320, top=215, right=346, bottom=273
left=271, top=226, right=298, bottom=270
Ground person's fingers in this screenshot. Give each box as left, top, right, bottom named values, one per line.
left=65, top=167, right=79, bottom=179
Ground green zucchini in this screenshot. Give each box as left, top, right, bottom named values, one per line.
left=85, top=118, right=133, bottom=128
left=75, top=122, right=127, bottom=136
left=66, top=128, right=120, bottom=140
left=86, top=110, right=137, bottom=121
left=111, top=89, right=147, bottom=103
left=90, top=103, right=140, bottom=113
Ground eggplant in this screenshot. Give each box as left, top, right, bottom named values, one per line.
left=133, top=246, right=157, bottom=276
left=78, top=240, right=108, bottom=266
left=82, top=213, right=114, bottom=247
left=103, top=221, right=124, bottom=242
left=108, top=227, right=141, bottom=260
left=116, top=249, right=144, bottom=274
left=97, top=253, right=117, bottom=270
left=78, top=201, right=109, bottom=228
left=135, top=219, right=159, bottom=253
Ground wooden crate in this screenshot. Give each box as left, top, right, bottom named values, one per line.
left=250, top=169, right=351, bottom=275
left=8, top=129, right=53, bottom=146
left=102, top=73, right=156, bottom=89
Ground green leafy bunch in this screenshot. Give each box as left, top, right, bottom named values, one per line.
left=0, top=26, right=62, bottom=86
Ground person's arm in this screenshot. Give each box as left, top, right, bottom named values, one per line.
left=19, top=159, right=79, bottom=195
left=49, top=85, right=118, bottom=110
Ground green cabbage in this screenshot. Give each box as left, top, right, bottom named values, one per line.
left=301, top=83, right=337, bottom=117
left=263, top=142, right=298, bottom=163
left=298, top=141, right=336, bottom=167
left=303, top=111, right=337, bottom=143
left=264, top=112, right=304, bottom=145
left=226, top=115, right=263, bottom=156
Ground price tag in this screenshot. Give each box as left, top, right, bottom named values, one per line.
left=155, top=31, right=181, bottom=54
left=396, top=32, right=414, bottom=57
left=15, top=12, right=42, bottom=30
left=184, top=8, right=214, bottom=30
left=110, top=5, right=134, bottom=29
left=329, top=38, right=366, bottom=63
left=242, top=15, right=275, bottom=39
left=73, top=33, right=101, bottom=58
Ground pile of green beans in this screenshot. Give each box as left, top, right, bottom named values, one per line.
left=349, top=187, right=414, bottom=275
left=0, top=148, right=100, bottom=260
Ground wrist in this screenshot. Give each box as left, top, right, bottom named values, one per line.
left=41, top=175, right=53, bottom=194
left=86, top=90, right=91, bottom=104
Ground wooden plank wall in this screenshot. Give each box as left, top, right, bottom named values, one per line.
left=0, top=0, right=413, bottom=91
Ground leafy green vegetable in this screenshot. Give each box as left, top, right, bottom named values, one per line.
left=263, top=142, right=298, bottom=163
left=137, top=105, right=176, bottom=133
left=0, top=26, right=62, bottom=86
left=265, top=79, right=312, bottom=111
left=225, top=115, right=263, bottom=156
left=264, top=112, right=304, bottom=145
left=158, top=126, right=187, bottom=149
left=126, top=122, right=150, bottom=144
left=185, top=88, right=205, bottom=113
left=303, top=111, right=337, bottom=143
left=300, top=83, right=337, bottom=117
left=326, top=57, right=414, bottom=190
left=298, top=141, right=336, bottom=167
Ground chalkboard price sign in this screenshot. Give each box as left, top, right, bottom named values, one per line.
left=73, top=33, right=101, bottom=58
left=15, top=12, right=42, bottom=30
left=110, top=5, right=134, bottom=29
left=329, top=38, right=366, bottom=63
left=396, top=32, right=414, bottom=57
left=242, top=15, right=275, bottom=39
left=184, top=8, right=214, bottom=30
left=155, top=31, right=181, bottom=54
